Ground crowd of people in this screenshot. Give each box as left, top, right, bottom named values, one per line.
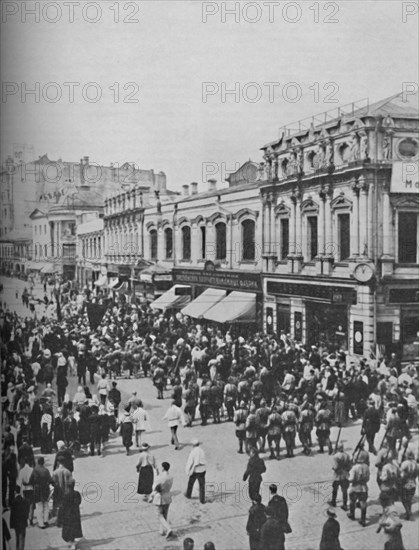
left=1, top=278, right=418, bottom=549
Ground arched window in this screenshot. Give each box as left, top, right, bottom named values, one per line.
left=165, top=228, right=173, bottom=259
left=182, top=226, right=191, bottom=260
left=215, top=222, right=226, bottom=260
left=242, top=219, right=255, bottom=260
left=149, top=229, right=158, bottom=260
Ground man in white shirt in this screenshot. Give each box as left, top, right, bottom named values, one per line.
left=185, top=439, right=206, bottom=504
left=17, top=457, right=34, bottom=525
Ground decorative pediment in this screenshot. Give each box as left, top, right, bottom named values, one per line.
left=207, top=212, right=227, bottom=224
left=392, top=196, right=419, bottom=208
left=274, top=201, right=290, bottom=216
left=234, top=208, right=259, bottom=222
left=300, top=198, right=319, bottom=213
left=177, top=216, right=190, bottom=227
left=192, top=215, right=205, bottom=225
left=146, top=221, right=156, bottom=231
left=161, top=219, right=172, bottom=228
left=352, top=118, right=366, bottom=130
left=291, top=137, right=300, bottom=147
left=319, top=127, right=329, bottom=140
left=331, top=193, right=352, bottom=210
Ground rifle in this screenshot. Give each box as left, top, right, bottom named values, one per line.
left=352, top=433, right=366, bottom=462
left=333, top=427, right=342, bottom=454
left=379, top=426, right=390, bottom=451
left=399, top=439, right=409, bottom=466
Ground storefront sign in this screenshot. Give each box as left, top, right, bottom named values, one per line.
left=390, top=161, right=419, bottom=193
left=173, top=268, right=262, bottom=292
left=267, top=280, right=357, bottom=304
left=154, top=274, right=172, bottom=282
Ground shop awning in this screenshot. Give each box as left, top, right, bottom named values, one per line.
left=181, top=288, right=227, bottom=319
left=40, top=263, right=58, bottom=274
left=114, top=281, right=128, bottom=292
left=203, top=291, right=257, bottom=323
left=94, top=275, right=108, bottom=287
left=150, top=285, right=191, bottom=311
left=26, top=261, right=45, bottom=271
left=108, top=278, right=120, bottom=289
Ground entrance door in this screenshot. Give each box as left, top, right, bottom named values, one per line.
left=277, top=304, right=290, bottom=336
left=306, top=302, right=348, bottom=350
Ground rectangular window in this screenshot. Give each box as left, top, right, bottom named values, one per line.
left=200, top=226, right=206, bottom=259
left=338, top=213, right=350, bottom=260
left=280, top=218, right=289, bottom=259
left=398, top=212, right=417, bottom=263
left=307, top=216, right=318, bottom=260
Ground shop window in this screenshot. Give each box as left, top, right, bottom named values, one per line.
left=200, top=226, right=206, bottom=259
left=307, top=216, right=318, bottom=260
left=164, top=228, right=173, bottom=259
left=215, top=222, right=226, bottom=260
left=149, top=229, right=158, bottom=260
left=398, top=212, right=417, bottom=263
left=242, top=219, right=255, bottom=260
left=280, top=218, right=289, bottom=259
left=182, top=226, right=191, bottom=260
left=338, top=213, right=350, bottom=260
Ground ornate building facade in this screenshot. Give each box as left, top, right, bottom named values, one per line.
left=259, top=92, right=418, bottom=359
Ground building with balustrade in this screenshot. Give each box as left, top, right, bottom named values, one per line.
left=259, top=92, right=418, bottom=360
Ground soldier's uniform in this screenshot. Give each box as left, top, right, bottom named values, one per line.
left=348, top=455, right=370, bottom=526
left=378, top=460, right=400, bottom=508
left=400, top=449, right=419, bottom=519
left=224, top=380, right=238, bottom=421
left=362, top=402, right=381, bottom=454
left=315, top=407, right=333, bottom=454
left=199, top=382, right=211, bottom=426
left=298, top=406, right=314, bottom=455
left=330, top=444, right=352, bottom=510
left=245, top=409, right=258, bottom=454
left=234, top=403, right=248, bottom=454
left=266, top=408, right=282, bottom=459
left=375, top=445, right=397, bottom=486
left=255, top=402, right=270, bottom=453
left=281, top=407, right=297, bottom=458
left=209, top=383, right=222, bottom=424
left=386, top=408, right=403, bottom=450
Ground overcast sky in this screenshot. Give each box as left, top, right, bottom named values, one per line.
left=1, top=0, right=418, bottom=191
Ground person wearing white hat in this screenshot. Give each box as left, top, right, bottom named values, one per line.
left=185, top=440, right=206, bottom=504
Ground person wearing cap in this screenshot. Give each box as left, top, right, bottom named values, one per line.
left=319, top=509, right=342, bottom=550
left=150, top=462, right=173, bottom=539
left=281, top=404, right=298, bottom=458
left=246, top=492, right=266, bottom=550
left=315, top=401, right=333, bottom=455
left=108, top=381, right=121, bottom=419
left=329, top=443, right=351, bottom=511
left=399, top=448, right=418, bottom=520
left=185, top=440, right=206, bottom=504
left=362, top=399, right=381, bottom=455
left=347, top=451, right=370, bottom=527
left=120, top=410, right=134, bottom=456
left=234, top=401, right=249, bottom=454
left=267, top=406, right=282, bottom=460
left=243, top=448, right=266, bottom=502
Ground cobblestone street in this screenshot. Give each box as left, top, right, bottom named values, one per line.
left=7, top=369, right=418, bottom=550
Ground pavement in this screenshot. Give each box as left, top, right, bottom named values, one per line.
left=1, top=275, right=419, bottom=550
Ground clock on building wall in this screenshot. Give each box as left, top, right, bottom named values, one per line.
left=397, top=138, right=419, bottom=160
left=353, top=262, right=375, bottom=283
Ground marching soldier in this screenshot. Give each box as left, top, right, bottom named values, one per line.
left=386, top=406, right=403, bottom=450
left=362, top=399, right=381, bottom=454
left=234, top=401, right=248, bottom=454
left=183, top=381, right=198, bottom=427
left=298, top=404, right=314, bottom=455
left=329, top=443, right=352, bottom=511
left=224, top=377, right=238, bottom=422
left=347, top=452, right=370, bottom=527
left=199, top=380, right=211, bottom=426
left=375, top=441, right=396, bottom=487
left=281, top=404, right=297, bottom=458
left=255, top=399, right=270, bottom=453
left=266, top=405, right=282, bottom=460
left=355, top=443, right=370, bottom=467
left=315, top=404, right=333, bottom=454
left=245, top=405, right=258, bottom=454
left=399, top=448, right=418, bottom=520
left=209, top=381, right=222, bottom=424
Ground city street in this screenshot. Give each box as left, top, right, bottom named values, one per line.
left=4, top=365, right=419, bottom=550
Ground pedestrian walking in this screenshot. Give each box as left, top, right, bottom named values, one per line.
left=163, top=401, right=184, bottom=450
left=185, top=439, right=206, bottom=504
left=246, top=493, right=266, bottom=550
left=234, top=401, right=248, bottom=454
left=260, top=506, right=285, bottom=550
left=136, top=443, right=158, bottom=501
left=120, top=410, right=134, bottom=455
left=329, top=443, right=351, bottom=511
left=243, top=448, right=266, bottom=502
left=131, top=402, right=150, bottom=448
left=266, top=484, right=289, bottom=529
left=61, top=479, right=83, bottom=550
left=149, top=461, right=173, bottom=539
left=108, top=381, right=121, bottom=418
left=29, top=457, right=52, bottom=529
left=399, top=448, right=418, bottom=519
left=16, top=457, right=34, bottom=526
left=347, top=452, right=370, bottom=527
left=96, top=374, right=109, bottom=406
left=319, top=509, right=342, bottom=550
left=10, top=490, right=30, bottom=550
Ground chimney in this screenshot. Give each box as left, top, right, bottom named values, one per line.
left=84, top=156, right=89, bottom=165
left=208, top=178, right=217, bottom=192
left=182, top=184, right=190, bottom=196
left=190, top=182, right=198, bottom=195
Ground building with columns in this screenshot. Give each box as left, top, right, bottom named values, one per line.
left=259, top=92, right=418, bottom=359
